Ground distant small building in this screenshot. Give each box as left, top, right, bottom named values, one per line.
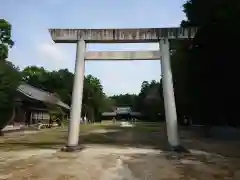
left=115, top=107, right=131, bottom=114
left=101, top=106, right=142, bottom=120
left=101, top=112, right=116, bottom=120
left=2, top=83, right=70, bottom=131
left=115, top=106, right=131, bottom=120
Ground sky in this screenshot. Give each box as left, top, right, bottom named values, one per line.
left=1, top=0, right=186, bottom=96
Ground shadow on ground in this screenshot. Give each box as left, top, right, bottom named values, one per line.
left=80, top=125, right=170, bottom=150
left=79, top=125, right=240, bottom=158
left=0, top=142, right=65, bottom=150
left=1, top=123, right=239, bottom=158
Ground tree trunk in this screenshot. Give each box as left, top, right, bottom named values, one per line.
left=0, top=107, right=16, bottom=136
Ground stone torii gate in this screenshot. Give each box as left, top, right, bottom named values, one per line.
left=49, top=27, right=197, bottom=151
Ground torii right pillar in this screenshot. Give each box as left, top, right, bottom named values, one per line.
left=159, top=39, right=186, bottom=152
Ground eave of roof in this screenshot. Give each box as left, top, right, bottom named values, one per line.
left=17, top=83, right=70, bottom=110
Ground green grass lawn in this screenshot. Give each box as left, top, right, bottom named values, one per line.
left=0, top=122, right=239, bottom=180
left=1, top=122, right=239, bottom=158
left=0, top=122, right=165, bottom=151
left=0, top=124, right=100, bottom=150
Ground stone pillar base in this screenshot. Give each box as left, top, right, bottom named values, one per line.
left=171, top=145, right=189, bottom=153
left=60, top=145, right=84, bottom=152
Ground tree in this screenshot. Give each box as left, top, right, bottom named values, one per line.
left=110, top=94, right=138, bottom=108
left=107, top=80, right=165, bottom=121
left=0, top=19, right=14, bottom=61
left=21, top=67, right=107, bottom=123
left=47, top=69, right=74, bottom=105
left=178, top=0, right=240, bottom=126
left=136, top=80, right=164, bottom=121
left=46, top=93, right=66, bottom=127
left=170, top=41, right=194, bottom=122
left=0, top=20, right=21, bottom=131
left=22, top=66, right=49, bottom=89
left=82, top=75, right=106, bottom=122
left=22, top=66, right=74, bottom=105
left=0, top=61, right=21, bottom=130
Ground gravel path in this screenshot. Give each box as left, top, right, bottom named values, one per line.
left=0, top=124, right=239, bottom=179
left=0, top=145, right=239, bottom=180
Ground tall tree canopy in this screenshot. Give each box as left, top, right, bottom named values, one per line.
left=109, top=80, right=165, bottom=121
left=21, top=66, right=106, bottom=122
left=0, top=19, right=14, bottom=61
left=0, top=20, right=21, bottom=129
left=110, top=94, right=138, bottom=109
left=172, top=0, right=240, bottom=126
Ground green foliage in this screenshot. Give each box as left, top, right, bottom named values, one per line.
left=101, top=97, right=116, bottom=112
left=110, top=94, right=138, bottom=108
left=82, top=75, right=106, bottom=121
left=173, top=0, right=240, bottom=126
left=0, top=61, right=21, bottom=129
left=0, top=20, right=21, bottom=129
left=136, top=80, right=164, bottom=121
left=21, top=66, right=107, bottom=122
left=0, top=61, right=21, bottom=108
left=0, top=19, right=14, bottom=61
left=170, top=41, right=194, bottom=119
left=109, top=80, right=164, bottom=121
left=22, top=66, right=74, bottom=104
left=20, top=65, right=166, bottom=122
left=46, top=102, right=65, bottom=125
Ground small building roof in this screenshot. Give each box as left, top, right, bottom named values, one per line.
left=101, top=111, right=142, bottom=116
left=102, top=112, right=116, bottom=116
left=115, top=107, right=131, bottom=113
left=17, top=83, right=70, bottom=110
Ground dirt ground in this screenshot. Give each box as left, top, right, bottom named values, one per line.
left=0, top=123, right=239, bottom=180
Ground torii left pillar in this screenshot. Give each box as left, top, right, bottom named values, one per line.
left=62, top=40, right=86, bottom=152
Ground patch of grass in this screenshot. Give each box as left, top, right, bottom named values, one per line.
left=0, top=128, right=67, bottom=150
left=0, top=124, right=116, bottom=150
left=0, top=122, right=168, bottom=151
left=135, top=123, right=164, bottom=132
left=102, top=122, right=165, bottom=133
left=80, top=123, right=115, bottom=132
left=77, top=123, right=169, bottom=149
left=1, top=122, right=240, bottom=158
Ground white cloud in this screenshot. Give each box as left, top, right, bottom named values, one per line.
left=37, top=42, right=69, bottom=64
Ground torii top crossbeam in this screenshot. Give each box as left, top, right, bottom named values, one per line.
left=49, top=27, right=197, bottom=43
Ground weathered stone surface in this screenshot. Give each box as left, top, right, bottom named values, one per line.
left=85, top=51, right=161, bottom=60
left=61, top=145, right=85, bottom=152
left=49, top=27, right=198, bottom=43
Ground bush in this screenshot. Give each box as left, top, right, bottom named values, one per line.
left=0, top=60, right=21, bottom=129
